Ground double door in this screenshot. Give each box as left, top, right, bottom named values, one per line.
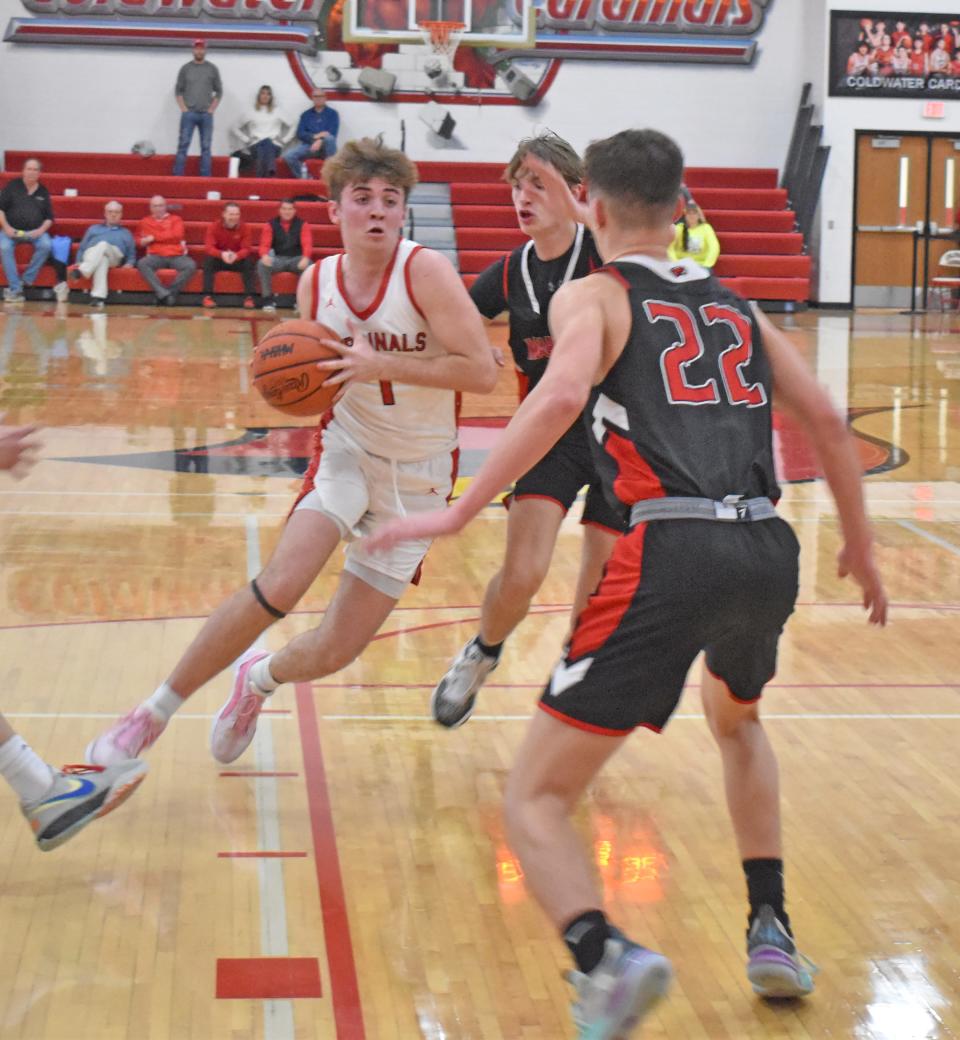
left=854, top=132, right=959, bottom=308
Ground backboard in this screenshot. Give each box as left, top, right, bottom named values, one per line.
left=344, top=0, right=537, bottom=49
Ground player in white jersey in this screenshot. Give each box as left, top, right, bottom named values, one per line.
left=86, top=138, right=497, bottom=767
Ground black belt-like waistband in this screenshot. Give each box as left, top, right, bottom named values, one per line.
left=629, top=496, right=778, bottom=526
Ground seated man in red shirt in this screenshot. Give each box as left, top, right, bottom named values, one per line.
left=136, top=195, right=197, bottom=306
left=203, top=202, right=256, bottom=309
left=257, top=198, right=313, bottom=313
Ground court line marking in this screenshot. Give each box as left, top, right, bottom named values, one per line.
left=2, top=712, right=292, bottom=720
left=0, top=490, right=298, bottom=497
left=219, top=852, right=308, bottom=859
left=295, top=683, right=366, bottom=1040
left=316, top=712, right=960, bottom=722
left=0, top=511, right=956, bottom=528
left=8, top=703, right=960, bottom=723
left=7, top=488, right=960, bottom=507
left=245, top=513, right=295, bottom=1040
left=310, top=681, right=960, bottom=691
left=896, top=519, right=960, bottom=556
left=0, top=600, right=955, bottom=636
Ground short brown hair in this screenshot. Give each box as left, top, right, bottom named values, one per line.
left=323, top=137, right=418, bottom=202
left=584, top=129, right=684, bottom=228
left=503, top=131, right=583, bottom=187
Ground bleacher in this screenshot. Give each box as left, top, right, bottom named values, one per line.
left=0, top=151, right=811, bottom=306
left=448, top=163, right=810, bottom=305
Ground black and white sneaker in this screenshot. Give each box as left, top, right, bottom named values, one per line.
left=430, top=637, right=499, bottom=728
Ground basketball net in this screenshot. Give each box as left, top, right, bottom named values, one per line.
left=418, top=19, right=465, bottom=72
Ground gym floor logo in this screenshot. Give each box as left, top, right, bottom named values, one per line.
left=56, top=405, right=906, bottom=485
left=5, top=0, right=772, bottom=107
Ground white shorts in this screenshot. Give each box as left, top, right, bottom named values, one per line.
left=294, top=420, right=456, bottom=598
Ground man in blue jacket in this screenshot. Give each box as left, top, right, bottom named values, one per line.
left=282, top=89, right=340, bottom=180
left=68, top=201, right=137, bottom=308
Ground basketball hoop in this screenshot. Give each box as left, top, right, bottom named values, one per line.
left=418, top=19, right=465, bottom=73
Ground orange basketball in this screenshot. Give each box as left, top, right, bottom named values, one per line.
left=251, top=319, right=343, bottom=417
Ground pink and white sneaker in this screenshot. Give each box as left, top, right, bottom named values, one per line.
left=85, top=707, right=167, bottom=766
left=209, top=650, right=271, bottom=764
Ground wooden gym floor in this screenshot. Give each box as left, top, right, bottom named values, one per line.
left=0, top=301, right=959, bottom=1039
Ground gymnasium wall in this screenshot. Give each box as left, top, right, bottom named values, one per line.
left=818, top=0, right=960, bottom=305
left=9, top=0, right=947, bottom=304
left=0, top=1, right=819, bottom=169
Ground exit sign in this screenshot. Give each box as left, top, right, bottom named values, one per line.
left=923, top=101, right=946, bottom=119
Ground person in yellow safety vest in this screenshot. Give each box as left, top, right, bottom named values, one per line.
left=668, top=199, right=720, bottom=268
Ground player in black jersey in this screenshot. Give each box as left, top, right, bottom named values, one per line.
left=370, top=129, right=887, bottom=1038
left=430, top=132, right=626, bottom=729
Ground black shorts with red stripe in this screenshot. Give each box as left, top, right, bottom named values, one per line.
left=539, top=516, right=800, bottom=734
left=508, top=425, right=626, bottom=534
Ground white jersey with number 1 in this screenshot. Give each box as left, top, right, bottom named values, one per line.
left=310, top=238, right=459, bottom=462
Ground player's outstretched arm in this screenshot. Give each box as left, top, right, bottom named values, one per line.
left=757, top=309, right=887, bottom=625
left=0, top=423, right=39, bottom=478
left=521, top=154, right=591, bottom=228
left=320, top=250, right=497, bottom=396
left=365, top=279, right=605, bottom=552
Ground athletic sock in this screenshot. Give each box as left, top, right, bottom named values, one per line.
left=474, top=635, right=503, bottom=660
left=0, top=736, right=56, bottom=804
left=744, top=857, right=791, bottom=935
left=563, top=909, right=612, bottom=975
left=143, top=682, right=185, bottom=723
left=249, top=655, right=279, bottom=695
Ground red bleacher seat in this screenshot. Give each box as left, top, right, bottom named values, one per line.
left=50, top=218, right=342, bottom=249
left=48, top=196, right=331, bottom=224
left=1, top=152, right=810, bottom=306
left=0, top=171, right=324, bottom=205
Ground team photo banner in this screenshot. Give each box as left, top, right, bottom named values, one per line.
left=829, top=10, right=960, bottom=98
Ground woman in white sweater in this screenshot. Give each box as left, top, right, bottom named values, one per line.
left=234, top=86, right=291, bottom=177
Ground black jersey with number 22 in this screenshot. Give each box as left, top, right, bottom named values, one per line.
left=587, top=255, right=781, bottom=524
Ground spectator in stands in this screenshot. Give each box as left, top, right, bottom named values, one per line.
left=234, top=85, right=291, bottom=178
left=0, top=159, right=66, bottom=304
left=203, top=202, right=256, bottom=309
left=668, top=200, right=720, bottom=269
left=174, top=39, right=222, bottom=178
left=257, top=198, right=312, bottom=312
left=282, top=89, right=339, bottom=180
left=68, top=201, right=136, bottom=308
left=136, top=195, right=197, bottom=307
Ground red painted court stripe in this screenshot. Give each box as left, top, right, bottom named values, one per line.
left=216, top=956, right=322, bottom=999
left=295, top=683, right=366, bottom=1040
left=218, top=851, right=307, bottom=859
left=261, top=708, right=292, bottom=715
left=219, top=770, right=299, bottom=778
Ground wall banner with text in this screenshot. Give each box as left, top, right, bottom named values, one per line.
left=830, top=10, right=960, bottom=98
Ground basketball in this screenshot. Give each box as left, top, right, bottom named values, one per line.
left=251, top=319, right=343, bottom=417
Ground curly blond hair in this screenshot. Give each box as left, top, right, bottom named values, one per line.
left=322, top=137, right=419, bottom=201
